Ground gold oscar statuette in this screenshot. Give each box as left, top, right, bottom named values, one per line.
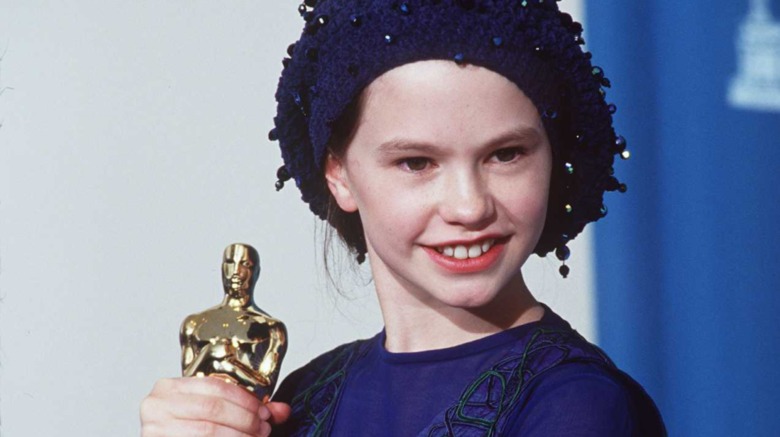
left=180, top=243, right=288, bottom=402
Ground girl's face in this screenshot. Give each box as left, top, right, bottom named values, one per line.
left=326, top=60, right=552, bottom=312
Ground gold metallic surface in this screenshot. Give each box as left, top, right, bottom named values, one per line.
left=180, top=243, right=287, bottom=401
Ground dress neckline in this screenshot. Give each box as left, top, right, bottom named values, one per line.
left=377, top=303, right=563, bottom=364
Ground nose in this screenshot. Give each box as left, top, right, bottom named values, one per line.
left=438, top=168, right=496, bottom=229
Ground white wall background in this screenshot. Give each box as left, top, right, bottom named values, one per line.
left=0, top=1, right=587, bottom=435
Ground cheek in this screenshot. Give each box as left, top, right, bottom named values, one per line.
left=497, top=171, right=551, bottom=231
left=363, top=190, right=420, bottom=235
left=351, top=175, right=429, bottom=240
left=504, top=192, right=548, bottom=227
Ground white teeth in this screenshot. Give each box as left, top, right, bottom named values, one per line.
left=437, top=239, right=496, bottom=260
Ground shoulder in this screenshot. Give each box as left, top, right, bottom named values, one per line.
left=508, top=359, right=666, bottom=436
left=496, top=318, right=665, bottom=436
left=529, top=361, right=636, bottom=409
left=419, top=324, right=643, bottom=437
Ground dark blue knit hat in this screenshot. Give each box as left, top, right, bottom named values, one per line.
left=270, top=0, right=628, bottom=273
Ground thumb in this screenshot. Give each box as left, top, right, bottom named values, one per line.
left=266, top=401, right=291, bottom=425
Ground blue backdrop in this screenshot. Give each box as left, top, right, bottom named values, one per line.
left=588, top=1, right=780, bottom=435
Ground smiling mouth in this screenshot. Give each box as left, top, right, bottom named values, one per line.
left=433, top=238, right=498, bottom=260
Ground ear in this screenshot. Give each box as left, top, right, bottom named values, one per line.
left=324, top=153, right=358, bottom=213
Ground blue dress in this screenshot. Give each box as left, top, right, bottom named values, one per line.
left=272, top=305, right=665, bottom=436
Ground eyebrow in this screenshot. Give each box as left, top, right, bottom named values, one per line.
left=490, top=126, right=544, bottom=147
left=376, top=140, right=440, bottom=155
left=375, top=126, right=543, bottom=155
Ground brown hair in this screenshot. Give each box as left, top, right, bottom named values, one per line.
left=323, top=96, right=368, bottom=266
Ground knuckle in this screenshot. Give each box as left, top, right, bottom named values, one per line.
left=257, top=405, right=271, bottom=421
left=207, top=379, right=254, bottom=405
left=151, top=377, right=175, bottom=394
left=247, top=414, right=266, bottom=434
left=139, top=396, right=159, bottom=421
left=194, top=376, right=226, bottom=394
left=199, top=397, right=225, bottom=419
left=204, top=377, right=230, bottom=393
left=192, top=420, right=219, bottom=436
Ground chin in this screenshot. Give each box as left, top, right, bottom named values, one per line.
left=441, top=268, right=524, bottom=308
left=434, top=283, right=504, bottom=309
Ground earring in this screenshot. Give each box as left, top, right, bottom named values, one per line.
left=556, top=243, right=571, bottom=278
left=559, top=263, right=570, bottom=278
left=275, top=165, right=292, bottom=191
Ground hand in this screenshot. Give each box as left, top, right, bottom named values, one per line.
left=140, top=377, right=291, bottom=437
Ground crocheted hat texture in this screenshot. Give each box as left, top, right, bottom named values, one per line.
left=271, top=0, right=628, bottom=261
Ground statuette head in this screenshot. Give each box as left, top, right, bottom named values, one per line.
left=221, top=243, right=260, bottom=299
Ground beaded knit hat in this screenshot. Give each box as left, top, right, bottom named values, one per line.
left=270, top=0, right=629, bottom=277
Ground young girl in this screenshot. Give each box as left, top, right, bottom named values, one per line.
left=141, top=1, right=665, bottom=435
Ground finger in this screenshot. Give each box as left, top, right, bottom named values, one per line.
left=145, top=392, right=266, bottom=435
left=152, top=377, right=262, bottom=413
left=265, top=402, right=292, bottom=426
left=142, top=418, right=269, bottom=437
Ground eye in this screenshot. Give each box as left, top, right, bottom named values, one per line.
left=491, top=147, right=524, bottom=163
left=241, top=261, right=252, bottom=267
left=399, top=157, right=432, bottom=172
